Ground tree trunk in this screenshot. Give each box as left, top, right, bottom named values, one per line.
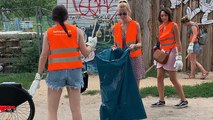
left=129, top=0, right=152, bottom=69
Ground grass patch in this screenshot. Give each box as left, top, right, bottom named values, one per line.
left=183, top=83, right=213, bottom=98
left=0, top=73, right=34, bottom=89
left=140, top=82, right=213, bottom=98
left=82, top=90, right=99, bottom=96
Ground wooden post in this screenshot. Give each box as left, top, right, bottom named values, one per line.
left=130, top=0, right=152, bottom=69
left=211, top=13, right=213, bottom=70
left=181, top=2, right=188, bottom=71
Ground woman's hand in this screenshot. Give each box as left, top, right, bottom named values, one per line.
left=112, top=45, right=117, bottom=51
left=129, top=44, right=137, bottom=50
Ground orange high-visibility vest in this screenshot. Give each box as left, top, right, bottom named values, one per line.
left=189, top=24, right=199, bottom=42
left=113, top=20, right=142, bottom=58
left=159, top=22, right=177, bottom=51
left=47, top=24, right=83, bottom=71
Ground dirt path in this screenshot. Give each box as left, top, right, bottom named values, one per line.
left=33, top=72, right=213, bottom=120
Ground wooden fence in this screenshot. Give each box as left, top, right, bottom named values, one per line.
left=129, top=0, right=213, bottom=71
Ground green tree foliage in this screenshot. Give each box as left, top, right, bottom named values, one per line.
left=0, top=0, right=56, bottom=17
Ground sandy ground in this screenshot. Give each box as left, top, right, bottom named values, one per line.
left=33, top=72, right=213, bottom=120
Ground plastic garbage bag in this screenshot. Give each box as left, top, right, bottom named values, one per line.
left=96, top=48, right=147, bottom=120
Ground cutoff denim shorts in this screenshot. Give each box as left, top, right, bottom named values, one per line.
left=46, top=68, right=84, bottom=90
left=192, top=42, right=200, bottom=54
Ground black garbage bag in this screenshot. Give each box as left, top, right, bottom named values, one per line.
left=81, top=62, right=88, bottom=93
left=96, top=48, right=147, bottom=120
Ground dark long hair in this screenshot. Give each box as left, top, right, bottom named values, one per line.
left=158, top=8, right=173, bottom=23
left=52, top=5, right=71, bottom=37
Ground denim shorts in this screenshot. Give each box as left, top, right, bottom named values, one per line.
left=46, top=68, right=83, bottom=90
left=192, top=42, right=200, bottom=54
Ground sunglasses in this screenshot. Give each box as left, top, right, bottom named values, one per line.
left=117, top=12, right=127, bottom=16
left=119, top=0, right=127, bottom=4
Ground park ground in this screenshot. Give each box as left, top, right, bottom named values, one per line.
left=34, top=72, right=213, bottom=120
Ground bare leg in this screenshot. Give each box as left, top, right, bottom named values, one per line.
left=195, top=61, right=207, bottom=74
left=67, top=88, right=82, bottom=120
left=190, top=53, right=207, bottom=75
left=137, top=80, right=141, bottom=88
left=157, top=68, right=165, bottom=101
left=168, top=71, right=186, bottom=101
left=48, top=88, right=62, bottom=120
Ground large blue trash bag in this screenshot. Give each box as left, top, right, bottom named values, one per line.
left=96, top=48, right=147, bottom=120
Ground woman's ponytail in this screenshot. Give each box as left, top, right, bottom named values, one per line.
left=52, top=5, right=71, bottom=37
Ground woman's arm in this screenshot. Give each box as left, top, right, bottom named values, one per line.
left=78, top=28, right=92, bottom=57
left=129, top=23, right=142, bottom=50
left=191, top=26, right=198, bottom=43
left=38, top=32, right=50, bottom=74
left=110, top=26, right=116, bottom=46
left=136, top=22, right=142, bottom=48
left=173, top=23, right=182, bottom=53
left=110, top=25, right=117, bottom=50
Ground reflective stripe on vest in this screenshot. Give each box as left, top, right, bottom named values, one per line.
left=49, top=56, right=81, bottom=64
left=47, top=24, right=83, bottom=71
left=161, top=42, right=176, bottom=47
left=159, top=22, right=177, bottom=51
left=50, top=48, right=79, bottom=54
left=114, top=20, right=142, bottom=58
left=49, top=48, right=81, bottom=64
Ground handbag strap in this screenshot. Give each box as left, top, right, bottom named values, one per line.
left=168, top=42, right=177, bottom=54
left=168, top=49, right=172, bottom=54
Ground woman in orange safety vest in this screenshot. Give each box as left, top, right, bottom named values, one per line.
left=34, top=5, right=96, bottom=120
left=152, top=8, right=188, bottom=108
left=181, top=15, right=208, bottom=79
left=112, top=1, right=145, bottom=88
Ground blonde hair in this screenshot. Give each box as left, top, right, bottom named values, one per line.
left=119, top=0, right=128, bottom=4
left=181, top=15, right=190, bottom=23
left=117, top=2, right=131, bottom=15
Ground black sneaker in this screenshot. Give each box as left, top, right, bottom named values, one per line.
left=151, top=100, right=165, bottom=107
left=174, top=100, right=188, bottom=108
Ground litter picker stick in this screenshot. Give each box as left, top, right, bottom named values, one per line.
left=185, top=53, right=190, bottom=59
left=92, top=20, right=98, bottom=38
left=145, top=64, right=155, bottom=75
left=28, top=79, right=40, bottom=96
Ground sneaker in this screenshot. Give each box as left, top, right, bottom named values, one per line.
left=174, top=100, right=188, bottom=108
left=151, top=100, right=165, bottom=107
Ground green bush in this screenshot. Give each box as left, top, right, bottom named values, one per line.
left=14, top=40, right=39, bottom=72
